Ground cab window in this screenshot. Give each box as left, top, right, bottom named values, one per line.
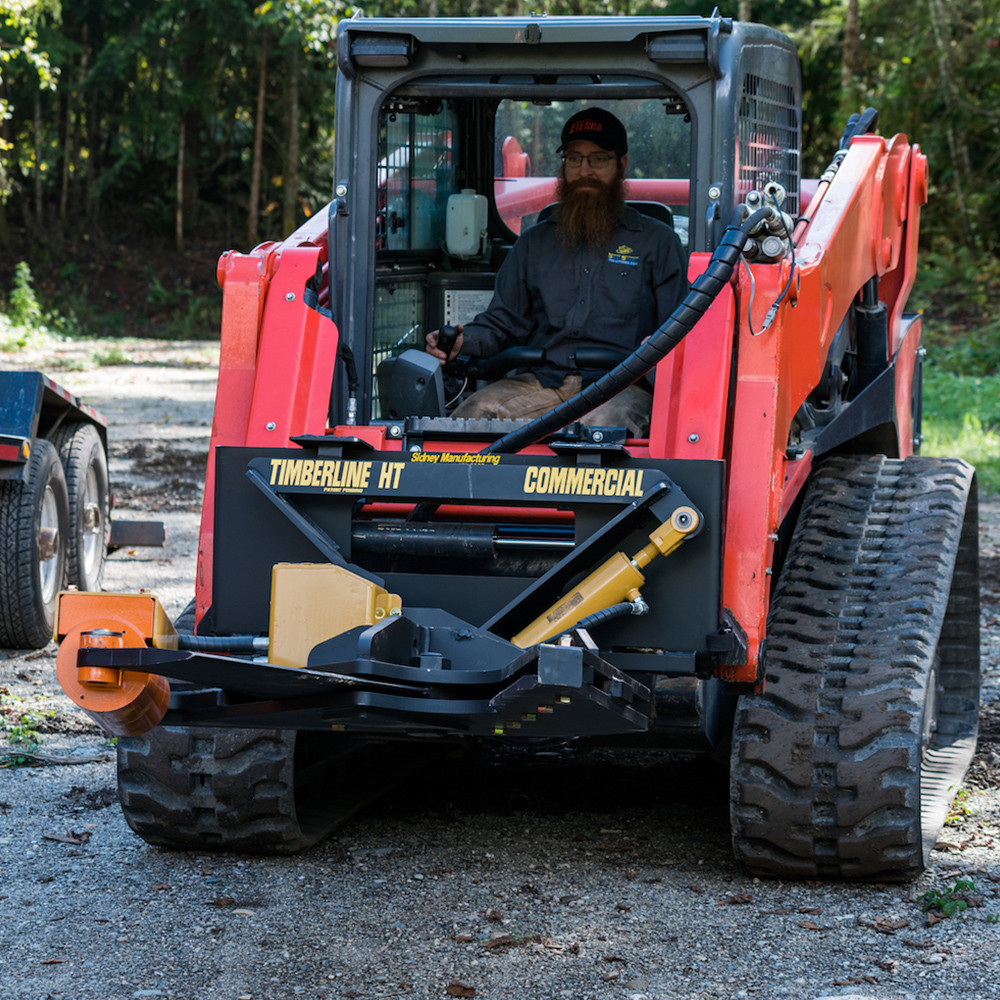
left=493, top=97, right=692, bottom=247
left=376, top=102, right=457, bottom=252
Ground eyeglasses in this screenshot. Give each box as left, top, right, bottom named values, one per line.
left=561, top=152, right=618, bottom=170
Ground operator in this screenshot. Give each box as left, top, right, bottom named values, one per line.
left=426, top=108, right=686, bottom=436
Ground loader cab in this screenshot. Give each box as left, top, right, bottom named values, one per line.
left=330, top=15, right=802, bottom=431
left=368, top=93, right=693, bottom=422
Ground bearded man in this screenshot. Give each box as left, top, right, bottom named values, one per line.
left=426, top=108, right=686, bottom=436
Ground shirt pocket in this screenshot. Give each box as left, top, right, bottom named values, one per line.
left=595, top=262, right=640, bottom=321
left=535, top=277, right=575, bottom=324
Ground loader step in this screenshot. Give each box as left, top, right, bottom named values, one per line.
left=730, top=455, right=980, bottom=880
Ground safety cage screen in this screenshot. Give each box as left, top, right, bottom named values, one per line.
left=736, top=72, right=800, bottom=216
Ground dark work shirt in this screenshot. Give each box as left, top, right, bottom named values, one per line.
left=461, top=204, right=687, bottom=387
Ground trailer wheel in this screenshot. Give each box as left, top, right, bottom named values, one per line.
left=0, top=438, right=70, bottom=649
left=49, top=422, right=110, bottom=592
left=730, top=455, right=979, bottom=880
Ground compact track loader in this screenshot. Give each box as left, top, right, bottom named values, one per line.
left=56, top=13, right=979, bottom=880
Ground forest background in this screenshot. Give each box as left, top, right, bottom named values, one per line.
left=1, top=0, right=998, bottom=485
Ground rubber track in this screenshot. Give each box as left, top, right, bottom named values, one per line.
left=730, top=455, right=980, bottom=880
left=117, top=727, right=328, bottom=853
left=117, top=725, right=448, bottom=854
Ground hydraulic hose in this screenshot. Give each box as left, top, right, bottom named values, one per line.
left=482, top=205, right=773, bottom=455
left=572, top=601, right=640, bottom=631
left=177, top=633, right=269, bottom=654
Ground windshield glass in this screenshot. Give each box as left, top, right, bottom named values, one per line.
left=494, top=97, right=691, bottom=246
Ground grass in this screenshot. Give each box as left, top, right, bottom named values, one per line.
left=922, top=365, right=1000, bottom=494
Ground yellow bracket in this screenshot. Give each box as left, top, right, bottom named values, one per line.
left=269, top=563, right=402, bottom=668
left=511, top=506, right=700, bottom=648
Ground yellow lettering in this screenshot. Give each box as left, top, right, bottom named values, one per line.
left=378, top=462, right=403, bottom=489
left=284, top=460, right=303, bottom=486
left=518, top=463, right=649, bottom=498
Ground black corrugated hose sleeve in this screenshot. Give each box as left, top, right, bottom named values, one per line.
left=482, top=206, right=770, bottom=456
left=177, top=633, right=261, bottom=653
left=572, top=601, right=637, bottom=632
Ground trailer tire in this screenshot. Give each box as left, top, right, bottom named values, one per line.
left=730, top=455, right=980, bottom=880
left=0, top=438, right=70, bottom=649
left=49, top=422, right=109, bottom=592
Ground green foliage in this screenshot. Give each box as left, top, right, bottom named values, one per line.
left=8, top=260, right=41, bottom=325
left=0, top=0, right=996, bottom=396
left=915, top=248, right=1000, bottom=374
left=944, top=785, right=977, bottom=826
left=0, top=690, right=55, bottom=752
left=921, top=370, right=1000, bottom=494
left=916, top=246, right=1000, bottom=491
left=919, top=879, right=978, bottom=919
left=92, top=344, right=130, bottom=366
left=0, top=259, right=63, bottom=349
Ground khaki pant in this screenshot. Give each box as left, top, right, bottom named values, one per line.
left=452, top=373, right=652, bottom=437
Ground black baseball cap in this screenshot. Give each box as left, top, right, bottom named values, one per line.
left=558, top=108, right=628, bottom=155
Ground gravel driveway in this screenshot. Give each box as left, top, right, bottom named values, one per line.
left=2, top=340, right=999, bottom=1000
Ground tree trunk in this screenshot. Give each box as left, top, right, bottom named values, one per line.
left=176, top=119, right=185, bottom=252
left=841, top=0, right=862, bottom=100
left=249, top=36, right=268, bottom=249
left=59, top=69, right=72, bottom=224
left=927, top=0, right=975, bottom=246
left=282, top=43, right=300, bottom=236
left=33, top=88, right=43, bottom=233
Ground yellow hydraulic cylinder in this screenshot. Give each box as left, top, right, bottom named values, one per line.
left=511, top=506, right=700, bottom=648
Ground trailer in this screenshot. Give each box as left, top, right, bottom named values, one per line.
left=0, top=370, right=164, bottom=648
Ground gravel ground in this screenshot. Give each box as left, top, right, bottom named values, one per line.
left=1, top=340, right=999, bottom=1000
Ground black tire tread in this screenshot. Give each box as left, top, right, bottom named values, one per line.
left=0, top=438, right=69, bottom=648
left=117, top=727, right=333, bottom=853
left=116, top=722, right=435, bottom=854
left=730, top=455, right=980, bottom=880
left=48, top=422, right=109, bottom=592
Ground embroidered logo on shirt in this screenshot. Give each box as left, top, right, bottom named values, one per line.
left=608, top=244, right=639, bottom=266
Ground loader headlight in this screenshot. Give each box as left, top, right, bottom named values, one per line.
left=351, top=34, right=415, bottom=68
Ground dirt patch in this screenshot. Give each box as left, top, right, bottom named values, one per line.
left=1, top=339, right=1000, bottom=1000
left=114, top=442, right=208, bottom=513
left=968, top=699, right=1000, bottom=788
